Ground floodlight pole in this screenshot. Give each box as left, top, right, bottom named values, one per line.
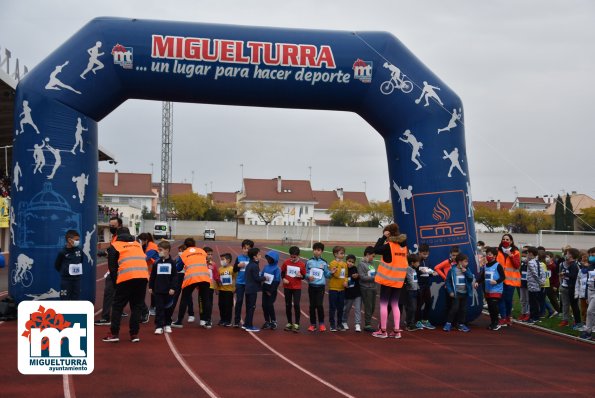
left=160, top=101, right=173, bottom=223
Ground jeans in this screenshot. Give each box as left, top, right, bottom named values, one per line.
left=586, top=294, right=595, bottom=333
left=447, top=294, right=467, bottom=326
left=284, top=288, right=302, bottom=325
left=262, top=288, right=278, bottom=323
left=328, top=290, right=345, bottom=328
left=545, top=287, right=561, bottom=313
left=110, top=279, right=147, bottom=336
left=560, top=286, right=581, bottom=324
left=499, top=284, right=516, bottom=318
left=218, top=290, right=234, bottom=324
left=234, top=284, right=246, bottom=324
left=360, top=287, right=377, bottom=327
left=308, top=285, right=325, bottom=325
left=244, top=292, right=257, bottom=328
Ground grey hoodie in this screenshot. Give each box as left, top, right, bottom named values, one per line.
left=357, top=258, right=377, bottom=289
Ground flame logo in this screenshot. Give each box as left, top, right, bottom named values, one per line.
left=432, top=198, right=451, bottom=222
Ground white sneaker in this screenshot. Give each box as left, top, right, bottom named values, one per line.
left=154, top=328, right=164, bottom=335
left=188, top=316, right=195, bottom=323
left=342, top=322, right=349, bottom=330
left=164, top=326, right=172, bottom=333
left=199, top=320, right=206, bottom=326
left=355, top=324, right=361, bottom=332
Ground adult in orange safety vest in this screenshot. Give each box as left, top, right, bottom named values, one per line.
left=497, top=233, right=521, bottom=327
left=95, top=216, right=123, bottom=326
left=103, top=227, right=149, bottom=343
left=172, top=237, right=213, bottom=329
left=372, top=223, right=408, bottom=339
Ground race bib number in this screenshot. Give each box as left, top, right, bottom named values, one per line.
left=486, top=271, right=494, bottom=281
left=221, top=275, right=232, bottom=286
left=546, top=270, right=551, bottom=279
left=339, top=268, right=345, bottom=278
left=310, top=268, right=323, bottom=280
left=239, top=261, right=247, bottom=272
left=69, top=263, right=82, bottom=276
left=368, top=269, right=376, bottom=277
left=347, top=277, right=355, bottom=288
left=456, top=275, right=466, bottom=286
left=209, top=268, right=213, bottom=280
left=264, top=272, right=274, bottom=285
left=521, top=271, right=527, bottom=281
left=286, top=265, right=300, bottom=278
left=412, top=273, right=418, bottom=283
left=561, top=278, right=568, bottom=287
left=158, top=263, right=172, bottom=275
left=588, top=271, right=595, bottom=282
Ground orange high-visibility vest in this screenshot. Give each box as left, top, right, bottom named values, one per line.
left=497, top=250, right=521, bottom=287
left=374, top=241, right=408, bottom=288
left=180, top=247, right=210, bottom=289
left=145, top=241, right=159, bottom=270
left=112, top=241, right=149, bottom=284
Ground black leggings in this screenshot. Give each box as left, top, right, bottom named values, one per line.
left=285, top=288, right=302, bottom=324
left=486, top=297, right=500, bottom=327
left=308, top=285, right=325, bottom=325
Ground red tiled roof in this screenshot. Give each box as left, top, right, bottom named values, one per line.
left=242, top=178, right=316, bottom=202
left=343, top=191, right=369, bottom=207
left=545, top=194, right=595, bottom=215
left=151, top=182, right=193, bottom=196
left=212, top=192, right=237, bottom=204
left=516, top=197, right=546, bottom=204
left=313, top=190, right=369, bottom=209
left=99, top=172, right=155, bottom=196
left=473, top=200, right=514, bottom=211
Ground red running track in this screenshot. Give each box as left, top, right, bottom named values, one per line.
left=1, top=240, right=594, bottom=397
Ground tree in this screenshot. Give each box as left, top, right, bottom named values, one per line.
left=564, top=193, right=576, bottom=231
left=328, top=200, right=365, bottom=227
left=578, top=207, right=595, bottom=231
left=364, top=201, right=394, bottom=227
left=473, top=206, right=508, bottom=232
left=507, top=208, right=532, bottom=234
left=249, top=201, right=284, bottom=225
left=527, top=211, right=553, bottom=234
left=141, top=205, right=156, bottom=220
left=554, top=195, right=565, bottom=230
left=169, top=192, right=209, bottom=220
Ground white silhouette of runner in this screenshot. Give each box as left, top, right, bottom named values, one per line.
left=392, top=180, right=413, bottom=214
left=415, top=81, right=443, bottom=107
left=15, top=253, right=34, bottom=283
left=72, top=173, right=89, bottom=204
left=10, top=205, right=16, bottom=245
left=80, top=41, right=104, bottom=79
left=442, top=147, right=467, bottom=177
left=45, top=61, right=81, bottom=94
left=399, top=129, right=424, bottom=170
left=83, top=225, right=96, bottom=266
left=437, top=108, right=462, bottom=134
left=17, top=100, right=41, bottom=135
left=466, top=181, right=473, bottom=218
left=13, top=162, right=23, bottom=192
left=26, top=288, right=60, bottom=301
left=46, top=142, right=61, bottom=179
left=71, top=117, right=88, bottom=154
left=33, top=139, right=47, bottom=174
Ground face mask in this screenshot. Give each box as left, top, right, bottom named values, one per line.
left=110, top=227, right=117, bottom=235
left=545, top=256, right=551, bottom=263
left=521, top=256, right=527, bottom=262
left=158, top=251, right=166, bottom=258
left=220, top=260, right=228, bottom=266
left=486, top=255, right=494, bottom=262
left=501, top=241, right=510, bottom=248
left=72, top=240, right=80, bottom=247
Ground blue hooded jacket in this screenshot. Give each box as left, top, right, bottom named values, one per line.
left=445, top=264, right=475, bottom=298
left=261, top=251, right=281, bottom=292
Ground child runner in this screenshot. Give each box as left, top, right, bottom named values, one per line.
left=416, top=244, right=437, bottom=330
left=233, top=239, right=254, bottom=328
left=306, top=242, right=331, bottom=332
left=405, top=254, right=422, bottom=331
left=261, top=251, right=281, bottom=330
left=202, top=246, right=220, bottom=328
left=444, top=253, right=474, bottom=332
left=244, top=247, right=266, bottom=332
left=149, top=240, right=177, bottom=334
left=357, top=246, right=377, bottom=332
left=54, top=230, right=83, bottom=300
left=217, top=253, right=235, bottom=326
left=281, top=246, right=306, bottom=333
left=329, top=246, right=348, bottom=332
left=342, top=254, right=362, bottom=332
left=579, top=247, right=595, bottom=340
left=476, top=247, right=505, bottom=331
left=526, top=247, right=545, bottom=324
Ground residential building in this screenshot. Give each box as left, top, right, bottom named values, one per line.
left=313, top=188, right=370, bottom=226
left=511, top=196, right=548, bottom=212
left=545, top=193, right=595, bottom=231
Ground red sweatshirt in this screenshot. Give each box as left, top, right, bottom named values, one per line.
left=281, top=259, right=306, bottom=290
left=435, top=258, right=454, bottom=280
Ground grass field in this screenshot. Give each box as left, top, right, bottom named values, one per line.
left=268, top=244, right=585, bottom=338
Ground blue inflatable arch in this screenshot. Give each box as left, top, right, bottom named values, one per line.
left=10, top=17, right=480, bottom=323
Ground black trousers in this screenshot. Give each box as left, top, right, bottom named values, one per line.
left=110, top=279, right=147, bottom=336
left=101, top=275, right=116, bottom=320
left=244, top=292, right=258, bottom=328
left=284, top=288, right=302, bottom=324
left=218, top=290, right=234, bottom=324
left=200, top=288, right=215, bottom=322
left=416, top=284, right=432, bottom=321
left=60, top=278, right=81, bottom=301
left=177, top=282, right=210, bottom=323
left=234, top=284, right=246, bottom=324
left=529, top=290, right=541, bottom=321
left=447, top=294, right=467, bottom=326
left=406, top=290, right=418, bottom=326
left=262, top=288, right=278, bottom=323
left=154, top=293, right=173, bottom=328
left=308, top=285, right=325, bottom=325
left=486, top=297, right=501, bottom=327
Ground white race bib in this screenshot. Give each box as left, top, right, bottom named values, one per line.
left=521, top=271, right=527, bottom=281
left=486, top=271, right=494, bottom=281
left=561, top=278, right=569, bottom=287
left=158, top=263, right=172, bottom=275
left=347, top=277, right=355, bottom=288
left=310, top=268, right=323, bottom=280
left=69, top=263, right=82, bottom=276
left=239, top=261, right=247, bottom=272
left=368, top=269, right=376, bottom=277
left=209, top=268, right=213, bottom=280
left=286, top=265, right=300, bottom=278
left=456, top=275, right=466, bottom=286
left=412, top=273, right=418, bottom=283
left=339, top=268, right=345, bottom=278
left=546, top=270, right=552, bottom=279
left=264, top=272, right=274, bottom=285
left=221, top=274, right=232, bottom=286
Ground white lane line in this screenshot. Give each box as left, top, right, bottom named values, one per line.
left=63, top=374, right=76, bottom=398
left=165, top=333, right=220, bottom=398
left=248, top=332, right=356, bottom=398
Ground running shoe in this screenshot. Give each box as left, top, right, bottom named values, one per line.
left=164, top=325, right=172, bottom=333
left=414, top=321, right=424, bottom=330
left=457, top=324, right=470, bottom=332
left=188, top=316, right=195, bottom=323
left=330, top=325, right=337, bottom=332
left=355, top=324, right=362, bottom=332
left=342, top=322, right=349, bottom=330
left=270, top=321, right=277, bottom=330
left=572, top=323, right=585, bottom=331
left=388, top=330, right=402, bottom=339
left=199, top=320, right=206, bottom=326
left=284, top=323, right=293, bottom=331
left=154, top=328, right=164, bottom=335
left=203, top=321, right=212, bottom=329
left=307, top=325, right=317, bottom=332
left=171, top=321, right=183, bottom=328
left=421, top=320, right=436, bottom=330
left=245, top=326, right=260, bottom=332
left=102, top=333, right=119, bottom=343
left=488, top=324, right=501, bottom=331
left=558, top=320, right=569, bottom=327
left=364, top=325, right=376, bottom=333
left=443, top=322, right=452, bottom=332
left=372, top=329, right=388, bottom=339
left=130, top=335, right=140, bottom=343
left=94, top=318, right=110, bottom=326
left=319, top=324, right=327, bottom=332
left=292, top=324, right=300, bottom=333
left=149, top=308, right=156, bottom=316
left=261, top=322, right=271, bottom=330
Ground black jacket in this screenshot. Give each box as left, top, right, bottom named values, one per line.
left=149, top=256, right=177, bottom=294
left=54, top=247, right=84, bottom=280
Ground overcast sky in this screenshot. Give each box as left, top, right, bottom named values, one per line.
left=1, top=0, right=594, bottom=202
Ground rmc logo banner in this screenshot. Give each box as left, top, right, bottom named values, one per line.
left=18, top=301, right=94, bottom=375
left=10, top=18, right=479, bottom=324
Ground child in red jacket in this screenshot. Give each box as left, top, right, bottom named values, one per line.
left=281, top=246, right=306, bottom=332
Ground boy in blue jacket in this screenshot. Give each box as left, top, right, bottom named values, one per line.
left=244, top=247, right=266, bottom=332
left=444, top=253, right=475, bottom=332
left=261, top=251, right=281, bottom=330
left=149, top=240, right=177, bottom=334
left=305, top=242, right=331, bottom=332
